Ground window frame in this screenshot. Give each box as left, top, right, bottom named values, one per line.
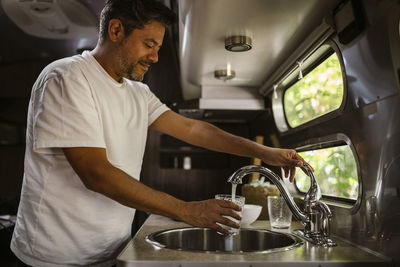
left=281, top=40, right=348, bottom=133
left=293, top=133, right=362, bottom=210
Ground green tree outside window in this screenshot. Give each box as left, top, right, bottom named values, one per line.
left=295, top=146, right=359, bottom=200
left=284, top=53, right=344, bottom=128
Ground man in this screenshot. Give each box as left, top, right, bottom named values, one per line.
left=11, top=0, right=309, bottom=266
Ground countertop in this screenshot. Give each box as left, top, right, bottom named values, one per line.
left=117, top=214, right=391, bottom=267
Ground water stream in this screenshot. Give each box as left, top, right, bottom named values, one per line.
left=231, top=183, right=237, bottom=200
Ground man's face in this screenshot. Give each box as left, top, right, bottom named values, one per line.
left=116, top=20, right=165, bottom=81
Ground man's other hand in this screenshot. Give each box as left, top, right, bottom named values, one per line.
left=180, top=199, right=242, bottom=235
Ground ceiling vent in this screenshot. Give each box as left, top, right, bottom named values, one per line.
left=1, top=0, right=98, bottom=39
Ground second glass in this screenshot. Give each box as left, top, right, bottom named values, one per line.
left=267, top=196, right=292, bottom=229
left=215, top=194, right=245, bottom=235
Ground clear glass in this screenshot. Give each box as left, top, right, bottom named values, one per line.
left=267, top=196, right=292, bottom=229
left=284, top=53, right=344, bottom=128
left=215, top=194, right=245, bottom=235
left=295, top=145, right=359, bottom=200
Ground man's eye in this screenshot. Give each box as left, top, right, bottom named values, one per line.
left=144, top=43, right=153, bottom=48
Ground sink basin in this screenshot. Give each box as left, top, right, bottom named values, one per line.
left=146, top=227, right=303, bottom=253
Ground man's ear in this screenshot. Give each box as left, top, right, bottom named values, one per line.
left=108, top=19, right=125, bottom=43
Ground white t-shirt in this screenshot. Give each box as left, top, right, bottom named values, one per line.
left=11, top=51, right=169, bottom=267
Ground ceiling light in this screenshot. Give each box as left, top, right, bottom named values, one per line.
left=214, top=68, right=236, bottom=81
left=225, top=35, right=252, bottom=52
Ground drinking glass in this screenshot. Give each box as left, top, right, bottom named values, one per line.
left=215, top=194, right=245, bottom=235
left=267, top=196, right=292, bottom=229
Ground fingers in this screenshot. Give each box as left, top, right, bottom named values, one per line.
left=216, top=215, right=240, bottom=229
left=217, top=199, right=242, bottom=212
left=214, top=224, right=230, bottom=235
left=215, top=199, right=242, bottom=222
left=283, top=167, right=289, bottom=179
left=220, top=207, right=241, bottom=220
left=210, top=201, right=241, bottom=231
left=282, top=166, right=296, bottom=183
left=280, top=150, right=315, bottom=182
left=289, top=151, right=304, bottom=167
left=296, top=154, right=314, bottom=176
left=293, top=153, right=314, bottom=172
left=289, top=166, right=296, bottom=182
left=210, top=220, right=238, bottom=236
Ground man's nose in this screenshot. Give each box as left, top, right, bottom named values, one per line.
left=148, top=50, right=159, bottom=63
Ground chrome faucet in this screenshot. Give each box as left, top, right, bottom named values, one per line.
left=227, top=165, right=337, bottom=247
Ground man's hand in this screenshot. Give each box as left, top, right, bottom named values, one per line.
left=180, top=199, right=242, bottom=235
left=260, top=148, right=313, bottom=182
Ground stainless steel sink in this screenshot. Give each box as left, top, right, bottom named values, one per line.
left=146, top=227, right=303, bottom=253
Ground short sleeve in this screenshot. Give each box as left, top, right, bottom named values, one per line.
left=33, top=69, right=106, bottom=154
left=144, top=85, right=170, bottom=126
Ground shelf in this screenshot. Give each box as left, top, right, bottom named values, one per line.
left=159, top=147, right=217, bottom=153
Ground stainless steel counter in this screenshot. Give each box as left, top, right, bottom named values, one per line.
left=117, top=215, right=392, bottom=267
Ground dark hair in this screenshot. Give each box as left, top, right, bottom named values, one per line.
left=99, top=0, right=176, bottom=43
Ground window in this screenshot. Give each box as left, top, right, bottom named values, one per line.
left=284, top=52, right=344, bottom=128
left=295, top=144, right=359, bottom=201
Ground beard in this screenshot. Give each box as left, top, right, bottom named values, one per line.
left=119, top=57, right=146, bottom=82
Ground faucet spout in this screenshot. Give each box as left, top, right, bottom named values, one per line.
left=227, top=165, right=336, bottom=247
left=227, top=165, right=308, bottom=223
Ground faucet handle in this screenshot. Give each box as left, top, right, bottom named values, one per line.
left=302, top=163, right=313, bottom=177
left=303, top=163, right=321, bottom=209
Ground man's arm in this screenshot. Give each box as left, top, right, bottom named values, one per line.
left=150, top=110, right=309, bottom=182
left=63, top=147, right=241, bottom=234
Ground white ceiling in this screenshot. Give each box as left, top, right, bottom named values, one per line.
left=178, top=0, right=342, bottom=100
